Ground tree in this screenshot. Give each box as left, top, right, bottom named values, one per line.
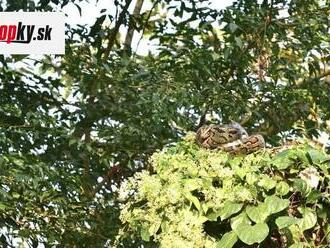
left=0, top=0, right=329, bottom=247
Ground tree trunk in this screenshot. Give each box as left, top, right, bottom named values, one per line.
left=124, top=0, right=144, bottom=54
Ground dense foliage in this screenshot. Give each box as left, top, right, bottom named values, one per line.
left=0, top=0, right=329, bottom=246
left=118, top=133, right=330, bottom=247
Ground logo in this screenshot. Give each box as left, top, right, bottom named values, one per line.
left=0, top=12, right=64, bottom=54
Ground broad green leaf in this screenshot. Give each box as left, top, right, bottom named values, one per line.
left=206, top=211, right=221, bottom=221
left=235, top=223, right=269, bottom=245
left=216, top=231, right=238, bottom=248
left=202, top=202, right=209, bottom=214
left=297, top=208, right=317, bottom=231
left=234, top=167, right=247, bottom=179
left=264, top=196, right=289, bottom=214
left=245, top=204, right=269, bottom=223
left=325, top=223, right=330, bottom=244
left=271, top=150, right=295, bottom=169
left=246, top=173, right=258, bottom=185
left=276, top=181, right=290, bottom=196
left=258, top=176, right=276, bottom=190
left=183, top=178, right=202, bottom=191
left=317, top=162, right=329, bottom=176
left=141, top=228, right=150, bottom=242
left=69, top=139, right=76, bottom=146
left=229, top=156, right=244, bottom=167
left=316, top=204, right=329, bottom=220
left=275, top=216, right=299, bottom=229
left=292, top=179, right=311, bottom=195
left=230, top=212, right=250, bottom=231
left=306, top=190, right=321, bottom=204
left=306, top=148, right=328, bottom=164
left=289, top=242, right=305, bottom=248
left=218, top=202, right=243, bottom=220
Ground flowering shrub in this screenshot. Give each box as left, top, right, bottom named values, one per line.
left=117, top=133, right=330, bottom=247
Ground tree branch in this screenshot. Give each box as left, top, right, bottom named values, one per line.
left=103, top=0, right=133, bottom=60
left=134, top=0, right=160, bottom=55
left=124, top=0, right=144, bottom=54
left=295, top=68, right=330, bottom=87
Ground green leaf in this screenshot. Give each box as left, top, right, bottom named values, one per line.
left=289, top=242, right=305, bottom=248
left=0, top=203, right=7, bottom=210
left=12, top=158, right=24, bottom=166
left=297, top=208, right=317, bottom=231
left=246, top=173, right=258, bottom=185
left=306, top=148, right=328, bottom=164
left=271, top=150, right=295, bottom=169
left=12, top=192, right=20, bottom=199
left=184, top=192, right=201, bottom=211
left=148, top=220, right=161, bottom=236
left=207, top=202, right=243, bottom=221
left=228, top=23, right=239, bottom=33
left=258, top=176, right=276, bottom=190
left=230, top=212, right=251, bottom=231
left=292, top=178, right=311, bottom=195
left=218, top=202, right=243, bottom=220
left=235, top=223, right=269, bottom=245
left=276, top=181, right=290, bottom=196
left=306, top=190, right=321, bottom=204
left=69, top=139, right=76, bottom=146
left=275, top=216, right=299, bottom=229
left=141, top=228, right=150, bottom=242
left=183, top=178, right=202, bottom=191
left=234, top=37, right=243, bottom=49
left=206, top=211, right=221, bottom=221
left=264, top=196, right=289, bottom=214
left=234, top=167, right=247, bottom=179
left=245, top=204, right=269, bottom=223
left=216, top=231, right=238, bottom=248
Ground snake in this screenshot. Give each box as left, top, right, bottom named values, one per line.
left=196, top=122, right=265, bottom=154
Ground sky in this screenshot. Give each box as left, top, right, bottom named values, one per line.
left=62, top=0, right=236, bottom=55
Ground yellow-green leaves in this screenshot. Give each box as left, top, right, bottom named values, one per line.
left=235, top=223, right=269, bottom=245
left=297, top=208, right=317, bottom=232
left=271, top=149, right=296, bottom=169
left=119, top=136, right=329, bottom=247
left=258, top=175, right=277, bottom=191
left=264, top=196, right=290, bottom=214
left=184, top=192, right=202, bottom=211
left=246, top=204, right=269, bottom=223
left=230, top=212, right=250, bottom=230
left=276, top=216, right=299, bottom=229
left=276, top=181, right=290, bottom=196
left=218, top=202, right=243, bottom=220
left=245, top=196, right=289, bottom=223
left=141, top=228, right=150, bottom=242
left=216, top=231, right=238, bottom=248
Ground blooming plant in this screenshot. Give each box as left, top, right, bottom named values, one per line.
left=117, top=133, right=330, bottom=247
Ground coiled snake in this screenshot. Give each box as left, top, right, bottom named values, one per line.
left=196, top=122, right=265, bottom=154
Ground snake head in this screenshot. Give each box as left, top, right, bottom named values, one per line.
left=228, top=121, right=249, bottom=138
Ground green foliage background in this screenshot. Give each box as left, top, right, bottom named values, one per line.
left=0, top=0, right=329, bottom=246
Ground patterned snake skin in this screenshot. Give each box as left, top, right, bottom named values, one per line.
left=196, top=123, right=265, bottom=154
